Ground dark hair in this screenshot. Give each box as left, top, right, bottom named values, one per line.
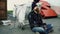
left=34, top=0, right=40, bottom=3
left=32, top=0, right=40, bottom=10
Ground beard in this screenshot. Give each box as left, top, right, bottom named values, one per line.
left=35, top=8, right=39, bottom=13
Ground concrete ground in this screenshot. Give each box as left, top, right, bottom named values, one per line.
left=0, top=14, right=60, bottom=34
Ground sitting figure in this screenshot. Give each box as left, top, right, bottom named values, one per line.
left=28, top=6, right=53, bottom=34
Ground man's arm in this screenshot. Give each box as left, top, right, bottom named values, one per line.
left=28, top=13, right=35, bottom=29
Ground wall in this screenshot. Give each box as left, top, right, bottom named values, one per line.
left=45, top=0, right=60, bottom=6
left=45, top=0, right=60, bottom=15
left=7, top=0, right=60, bottom=15
left=7, top=0, right=33, bottom=10
left=51, top=6, right=60, bottom=15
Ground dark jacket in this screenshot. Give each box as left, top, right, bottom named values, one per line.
left=28, top=11, right=43, bottom=29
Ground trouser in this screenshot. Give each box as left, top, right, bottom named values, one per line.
left=45, top=24, right=53, bottom=34
left=32, top=24, right=53, bottom=34
left=32, top=27, right=46, bottom=34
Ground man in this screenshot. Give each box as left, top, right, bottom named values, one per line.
left=28, top=0, right=53, bottom=34
left=28, top=6, right=46, bottom=34
left=28, top=5, right=53, bottom=34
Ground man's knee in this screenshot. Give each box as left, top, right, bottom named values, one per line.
left=32, top=27, right=44, bottom=32
left=47, top=24, right=53, bottom=29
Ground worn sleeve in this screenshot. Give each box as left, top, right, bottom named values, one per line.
left=28, top=13, right=35, bottom=29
